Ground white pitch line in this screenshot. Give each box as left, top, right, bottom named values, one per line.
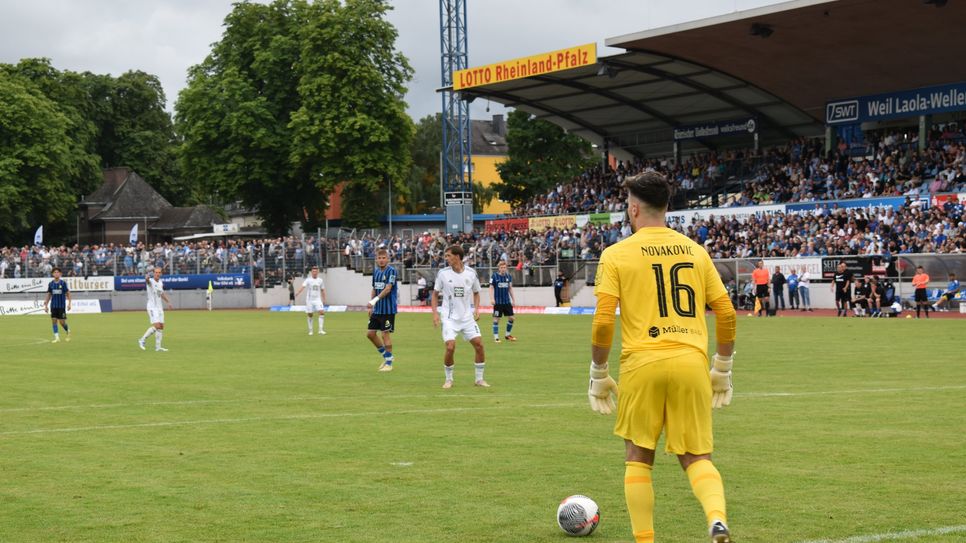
left=741, top=385, right=966, bottom=398
left=3, top=385, right=965, bottom=415
left=796, top=524, right=966, bottom=543
left=0, top=403, right=576, bottom=437
left=0, top=392, right=580, bottom=413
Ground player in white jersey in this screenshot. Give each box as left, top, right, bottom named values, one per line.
left=295, top=265, right=327, bottom=335
left=432, top=245, right=489, bottom=389
left=138, top=266, right=174, bottom=352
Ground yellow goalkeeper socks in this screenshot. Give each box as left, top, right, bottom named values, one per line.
left=686, top=459, right=727, bottom=527
left=624, top=461, right=655, bottom=543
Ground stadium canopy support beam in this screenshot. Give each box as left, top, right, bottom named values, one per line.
left=439, top=0, right=473, bottom=233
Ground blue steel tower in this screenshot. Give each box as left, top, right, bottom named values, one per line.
left=439, top=0, right=473, bottom=233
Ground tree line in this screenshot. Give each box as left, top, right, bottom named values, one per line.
left=0, top=0, right=592, bottom=246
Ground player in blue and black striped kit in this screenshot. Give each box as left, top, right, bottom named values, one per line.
left=43, top=267, right=72, bottom=343
left=366, top=248, right=398, bottom=372
left=490, top=260, right=517, bottom=342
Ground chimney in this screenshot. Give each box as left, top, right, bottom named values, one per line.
left=492, top=114, right=505, bottom=137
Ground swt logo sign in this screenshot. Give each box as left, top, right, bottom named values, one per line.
left=826, top=100, right=859, bottom=123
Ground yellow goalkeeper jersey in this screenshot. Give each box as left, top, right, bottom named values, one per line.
left=594, top=226, right=728, bottom=373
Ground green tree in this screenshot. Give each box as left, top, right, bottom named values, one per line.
left=289, top=0, right=413, bottom=228
left=177, top=1, right=310, bottom=235
left=0, top=72, right=77, bottom=245
left=1, top=59, right=102, bottom=204
left=178, top=0, right=413, bottom=232
left=400, top=113, right=442, bottom=214
left=100, top=71, right=184, bottom=204
left=493, top=109, right=595, bottom=207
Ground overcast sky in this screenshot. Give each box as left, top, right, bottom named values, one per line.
left=0, top=0, right=781, bottom=121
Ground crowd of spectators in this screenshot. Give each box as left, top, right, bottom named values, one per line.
left=4, top=196, right=960, bottom=285
left=510, top=124, right=966, bottom=217
left=334, top=197, right=964, bottom=269
left=0, top=237, right=336, bottom=287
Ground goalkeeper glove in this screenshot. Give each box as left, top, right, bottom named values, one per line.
left=710, top=353, right=734, bottom=409
left=588, top=361, right=618, bottom=415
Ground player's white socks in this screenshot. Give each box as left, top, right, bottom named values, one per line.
left=475, top=362, right=485, bottom=382
left=307, top=317, right=313, bottom=334
left=318, top=315, right=325, bottom=333
left=155, top=330, right=163, bottom=349
left=141, top=327, right=156, bottom=340
left=444, top=365, right=454, bottom=382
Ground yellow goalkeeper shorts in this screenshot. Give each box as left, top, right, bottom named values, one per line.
left=614, top=351, right=713, bottom=455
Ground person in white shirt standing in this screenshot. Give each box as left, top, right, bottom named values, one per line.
left=432, top=245, right=488, bottom=389
left=295, top=265, right=327, bottom=335
left=798, top=267, right=812, bottom=311
left=139, top=266, right=174, bottom=351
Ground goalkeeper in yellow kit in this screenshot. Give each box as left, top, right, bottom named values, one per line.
left=588, top=171, right=737, bottom=543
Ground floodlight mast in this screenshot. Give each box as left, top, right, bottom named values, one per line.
left=439, top=0, right=473, bottom=233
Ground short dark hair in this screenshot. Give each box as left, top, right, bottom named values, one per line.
left=445, top=244, right=464, bottom=259
left=52, top=267, right=61, bottom=273
left=623, top=171, right=671, bottom=211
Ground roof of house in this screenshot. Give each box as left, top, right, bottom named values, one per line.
left=89, top=169, right=172, bottom=221
left=471, top=117, right=508, bottom=155
left=151, top=205, right=221, bottom=231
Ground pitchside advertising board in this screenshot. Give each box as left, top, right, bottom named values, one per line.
left=821, top=256, right=896, bottom=279
left=453, top=43, right=596, bottom=91
left=115, top=274, right=250, bottom=291
left=0, top=299, right=110, bottom=316
left=826, top=81, right=966, bottom=125
left=0, top=276, right=114, bottom=293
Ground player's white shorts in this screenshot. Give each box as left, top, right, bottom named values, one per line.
left=305, top=301, right=325, bottom=314
left=441, top=317, right=481, bottom=342
left=147, top=308, right=165, bottom=324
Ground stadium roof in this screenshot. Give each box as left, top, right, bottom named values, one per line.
left=463, top=0, right=966, bottom=158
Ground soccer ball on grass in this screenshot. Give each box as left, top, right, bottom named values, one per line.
left=556, top=495, right=599, bottom=536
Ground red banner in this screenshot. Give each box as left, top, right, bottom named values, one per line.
left=484, top=218, right=530, bottom=233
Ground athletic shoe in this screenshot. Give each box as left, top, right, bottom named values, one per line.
left=65, top=334, right=71, bottom=342
left=474, top=380, right=491, bottom=388
left=504, top=335, right=517, bottom=342
left=319, top=330, right=327, bottom=335
left=156, top=347, right=169, bottom=352
left=308, top=331, right=313, bottom=336
left=51, top=337, right=60, bottom=343
left=493, top=336, right=501, bottom=343
left=138, top=339, right=146, bottom=350
left=442, top=380, right=453, bottom=389
left=710, top=520, right=731, bottom=543
left=378, top=362, right=393, bottom=372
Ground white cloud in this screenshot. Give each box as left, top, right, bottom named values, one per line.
left=0, top=0, right=782, bottom=118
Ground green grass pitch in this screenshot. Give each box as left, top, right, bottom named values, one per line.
left=1, top=311, right=964, bottom=542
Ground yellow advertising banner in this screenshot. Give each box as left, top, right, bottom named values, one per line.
left=454, top=43, right=597, bottom=91
left=528, top=215, right=577, bottom=231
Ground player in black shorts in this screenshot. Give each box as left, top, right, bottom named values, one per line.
left=832, top=262, right=853, bottom=317
left=44, top=267, right=72, bottom=343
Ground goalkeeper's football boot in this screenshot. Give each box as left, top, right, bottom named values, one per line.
left=710, top=520, right=731, bottom=543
